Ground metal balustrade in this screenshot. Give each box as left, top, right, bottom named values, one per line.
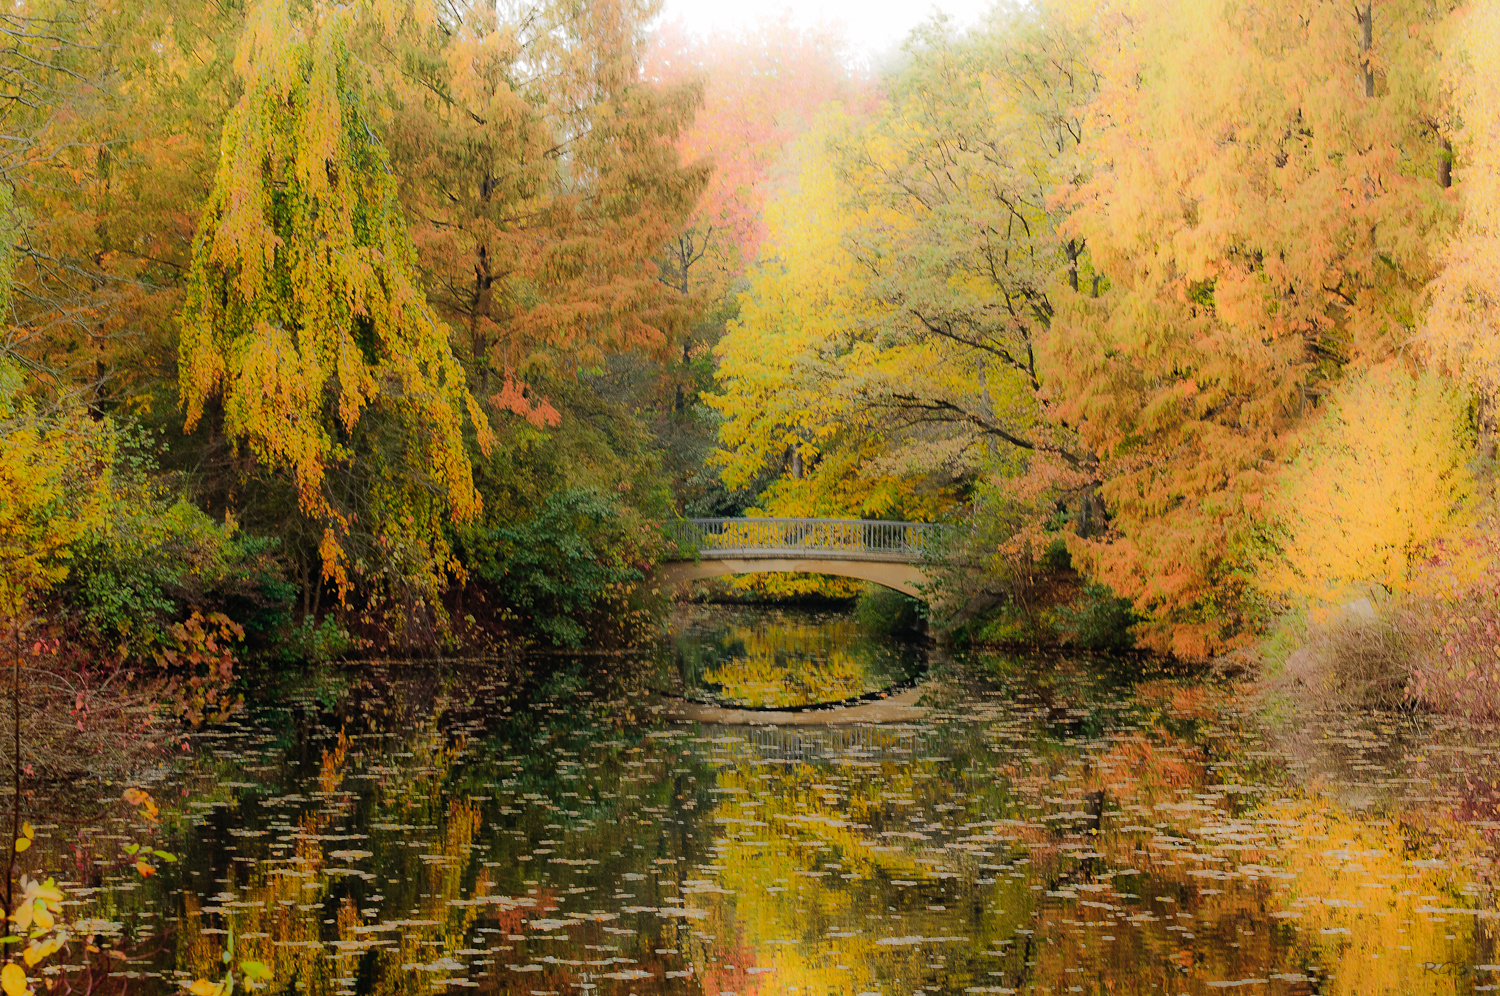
left=666, top=517, right=946, bottom=563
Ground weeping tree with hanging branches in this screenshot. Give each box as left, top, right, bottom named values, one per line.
left=179, top=0, right=495, bottom=615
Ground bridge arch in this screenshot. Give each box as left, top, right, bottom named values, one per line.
left=656, top=556, right=929, bottom=597
left=657, top=518, right=944, bottom=600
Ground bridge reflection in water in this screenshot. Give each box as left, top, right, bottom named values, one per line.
left=659, top=517, right=948, bottom=596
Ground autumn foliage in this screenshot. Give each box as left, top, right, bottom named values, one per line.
left=712, top=0, right=1497, bottom=664
left=0, top=0, right=1498, bottom=671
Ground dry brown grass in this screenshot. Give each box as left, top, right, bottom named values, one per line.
left=1264, top=613, right=1417, bottom=711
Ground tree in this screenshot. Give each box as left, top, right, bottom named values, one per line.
left=0, top=0, right=245, bottom=411
left=178, top=0, right=494, bottom=594
left=1258, top=365, right=1475, bottom=607
left=390, top=0, right=709, bottom=425
left=1424, top=2, right=1500, bottom=458
left=641, top=20, right=866, bottom=422
left=1049, top=0, right=1458, bottom=655
left=709, top=13, right=1095, bottom=524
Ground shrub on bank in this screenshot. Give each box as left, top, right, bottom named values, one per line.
left=947, top=576, right=1138, bottom=651
left=1055, top=583, right=1138, bottom=651
left=463, top=487, right=663, bottom=647
left=1401, top=535, right=1500, bottom=717
left=1277, top=612, right=1416, bottom=709
left=1262, top=530, right=1500, bottom=717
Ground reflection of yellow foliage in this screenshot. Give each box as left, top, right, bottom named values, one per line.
left=1262, top=799, right=1487, bottom=996
left=692, top=757, right=1033, bottom=994
left=173, top=715, right=497, bottom=996
left=703, top=621, right=872, bottom=707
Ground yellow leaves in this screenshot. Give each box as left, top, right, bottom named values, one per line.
left=187, top=979, right=222, bottom=996
left=9, top=876, right=66, bottom=970
left=1260, top=365, right=1476, bottom=607
left=13, top=822, right=33, bottom=853
left=1, top=963, right=28, bottom=996
left=180, top=0, right=492, bottom=599
left=21, top=936, right=63, bottom=968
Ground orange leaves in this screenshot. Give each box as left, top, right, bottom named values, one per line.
left=154, top=611, right=243, bottom=726
left=121, top=789, right=177, bottom=877
left=392, top=0, right=708, bottom=415
left=1423, top=5, right=1500, bottom=408
left=123, top=786, right=164, bottom=827
left=1049, top=0, right=1462, bottom=655
left=490, top=373, right=561, bottom=429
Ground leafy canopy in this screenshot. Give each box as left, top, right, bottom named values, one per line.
left=179, top=0, right=494, bottom=591
left=1259, top=366, right=1476, bottom=608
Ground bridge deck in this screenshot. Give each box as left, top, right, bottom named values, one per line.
left=666, top=517, right=945, bottom=564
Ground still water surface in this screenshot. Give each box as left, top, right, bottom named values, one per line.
left=656, top=604, right=926, bottom=709
left=31, top=604, right=1500, bottom=995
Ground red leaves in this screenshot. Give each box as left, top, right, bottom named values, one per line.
left=153, top=611, right=244, bottom=727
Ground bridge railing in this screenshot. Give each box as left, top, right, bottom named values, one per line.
left=667, top=517, right=947, bottom=562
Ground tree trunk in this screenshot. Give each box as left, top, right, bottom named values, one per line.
left=4, top=616, right=21, bottom=923
left=1360, top=5, right=1374, bottom=98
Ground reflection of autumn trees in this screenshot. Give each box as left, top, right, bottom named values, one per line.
left=157, top=668, right=731, bottom=996
left=995, top=677, right=1499, bottom=995
left=29, top=659, right=1499, bottom=996
left=682, top=668, right=1498, bottom=996
left=675, top=610, right=921, bottom=708
left=700, top=621, right=868, bottom=708
left=687, top=747, right=1040, bottom=993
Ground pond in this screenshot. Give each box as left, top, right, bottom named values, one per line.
left=21, top=603, right=1500, bottom=996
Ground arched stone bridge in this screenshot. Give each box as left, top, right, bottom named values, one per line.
left=657, top=518, right=947, bottom=597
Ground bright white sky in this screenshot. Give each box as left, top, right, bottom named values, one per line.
left=656, top=0, right=996, bottom=63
